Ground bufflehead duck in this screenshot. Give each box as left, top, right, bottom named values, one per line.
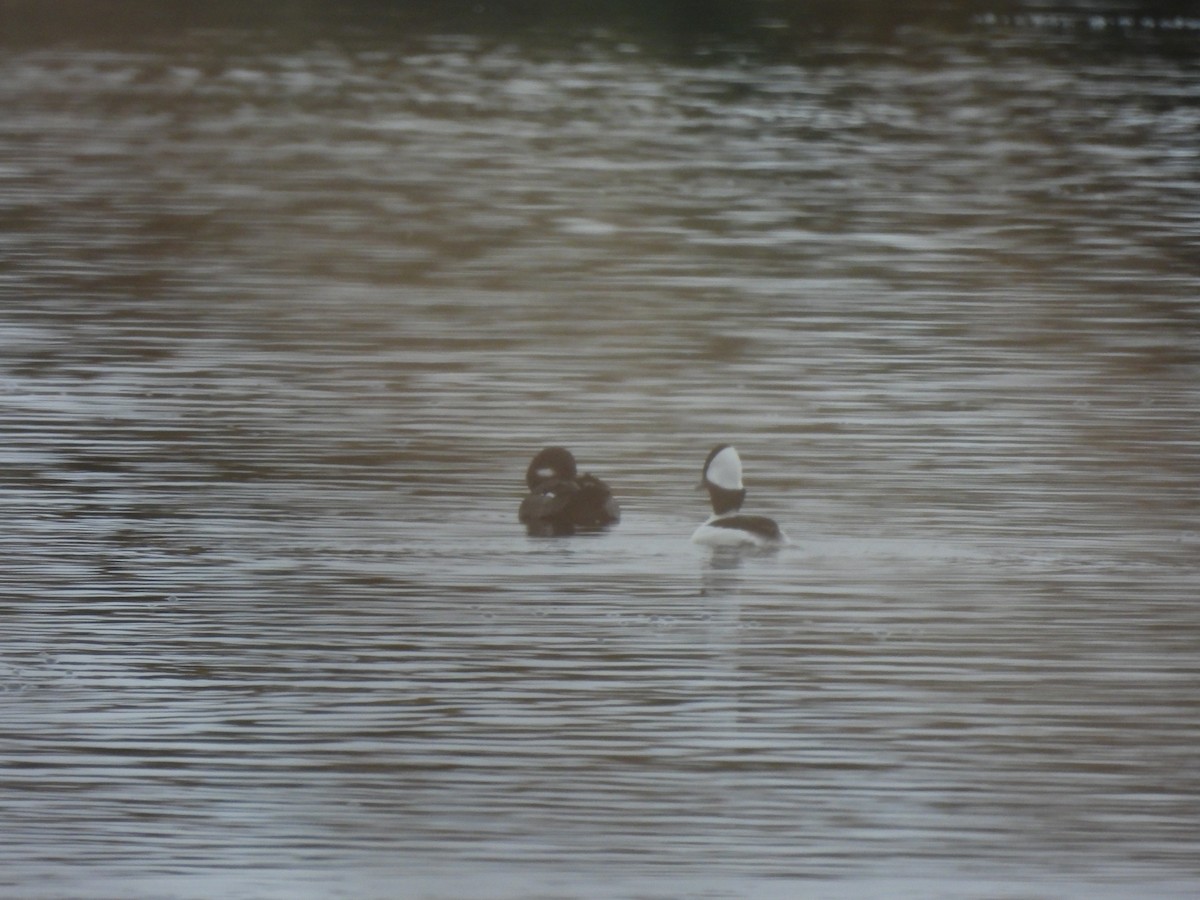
left=691, top=444, right=787, bottom=548
left=519, top=446, right=620, bottom=537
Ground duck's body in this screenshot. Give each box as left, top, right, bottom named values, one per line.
left=691, top=444, right=787, bottom=548
left=692, top=513, right=786, bottom=548
left=519, top=447, right=620, bottom=537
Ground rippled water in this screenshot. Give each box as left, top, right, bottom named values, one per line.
left=2, top=6, right=1199, bottom=898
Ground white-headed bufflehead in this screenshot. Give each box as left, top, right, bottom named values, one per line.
left=691, top=444, right=787, bottom=548
left=519, top=446, right=620, bottom=537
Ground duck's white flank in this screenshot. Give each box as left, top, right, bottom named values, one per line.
left=691, top=515, right=789, bottom=548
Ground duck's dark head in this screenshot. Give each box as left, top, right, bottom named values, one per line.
left=698, top=443, right=746, bottom=515
left=526, top=446, right=578, bottom=489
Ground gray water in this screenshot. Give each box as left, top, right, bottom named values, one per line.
left=2, top=7, right=1199, bottom=899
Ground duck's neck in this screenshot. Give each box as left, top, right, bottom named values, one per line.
left=706, top=484, right=746, bottom=516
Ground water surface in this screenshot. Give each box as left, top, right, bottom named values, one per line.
left=2, top=7, right=1199, bottom=899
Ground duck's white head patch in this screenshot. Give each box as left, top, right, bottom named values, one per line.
left=705, top=445, right=743, bottom=491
